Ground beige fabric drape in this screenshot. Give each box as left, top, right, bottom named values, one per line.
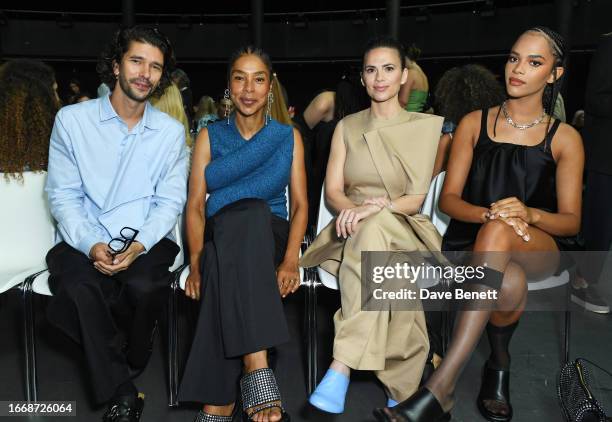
left=300, top=109, right=443, bottom=401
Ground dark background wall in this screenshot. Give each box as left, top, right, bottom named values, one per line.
left=1, top=0, right=610, bottom=119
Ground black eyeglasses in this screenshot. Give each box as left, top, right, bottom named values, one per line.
left=108, top=226, right=140, bottom=256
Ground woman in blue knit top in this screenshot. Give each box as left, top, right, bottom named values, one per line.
left=178, top=47, right=308, bottom=422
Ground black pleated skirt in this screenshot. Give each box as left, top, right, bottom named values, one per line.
left=178, top=198, right=289, bottom=404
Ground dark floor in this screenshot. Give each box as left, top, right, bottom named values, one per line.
left=1, top=268, right=612, bottom=422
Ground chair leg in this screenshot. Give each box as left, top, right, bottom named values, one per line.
left=305, top=268, right=319, bottom=396
left=22, top=276, right=38, bottom=402
left=563, top=309, right=571, bottom=364
left=167, top=274, right=179, bottom=407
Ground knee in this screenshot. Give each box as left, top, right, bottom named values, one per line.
left=474, top=220, right=515, bottom=250
left=126, top=274, right=168, bottom=299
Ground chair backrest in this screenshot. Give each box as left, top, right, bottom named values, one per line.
left=0, top=172, right=56, bottom=293
left=420, top=171, right=450, bottom=236
left=315, top=185, right=340, bottom=290
left=169, top=216, right=184, bottom=272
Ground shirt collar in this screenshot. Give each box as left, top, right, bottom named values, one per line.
left=98, top=93, right=160, bottom=131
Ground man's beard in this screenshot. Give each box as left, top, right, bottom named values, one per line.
left=118, top=74, right=156, bottom=102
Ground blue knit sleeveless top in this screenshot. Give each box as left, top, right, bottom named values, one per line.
left=205, top=117, right=294, bottom=219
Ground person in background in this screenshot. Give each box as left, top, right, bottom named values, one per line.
left=98, top=82, right=111, bottom=97
left=0, top=59, right=60, bottom=177
left=150, top=83, right=193, bottom=146
left=572, top=31, right=612, bottom=314
left=76, top=92, right=92, bottom=103
left=270, top=74, right=294, bottom=126
left=571, top=109, right=585, bottom=131
left=398, top=44, right=429, bottom=112
left=194, top=95, right=218, bottom=133
left=172, top=68, right=194, bottom=128
left=432, top=64, right=505, bottom=177
left=217, top=96, right=234, bottom=121
left=67, top=77, right=83, bottom=104
left=297, top=72, right=368, bottom=225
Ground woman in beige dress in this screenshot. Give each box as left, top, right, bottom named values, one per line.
left=300, top=37, right=443, bottom=414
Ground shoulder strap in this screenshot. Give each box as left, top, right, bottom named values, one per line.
left=544, top=118, right=562, bottom=150
left=479, top=108, right=490, bottom=139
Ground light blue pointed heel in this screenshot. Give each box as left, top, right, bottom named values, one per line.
left=387, top=398, right=399, bottom=408
left=308, top=368, right=350, bottom=414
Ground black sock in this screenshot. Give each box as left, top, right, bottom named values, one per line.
left=114, top=380, right=137, bottom=398
left=486, top=320, right=518, bottom=371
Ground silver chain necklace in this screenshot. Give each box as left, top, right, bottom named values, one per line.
left=501, top=101, right=546, bottom=130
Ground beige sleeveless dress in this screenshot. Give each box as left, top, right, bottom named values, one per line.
left=300, top=108, right=443, bottom=401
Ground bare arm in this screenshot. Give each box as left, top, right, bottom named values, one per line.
left=432, top=133, right=452, bottom=178
left=277, top=129, right=309, bottom=297
left=303, top=91, right=335, bottom=129
left=184, top=128, right=211, bottom=300
left=284, top=129, right=309, bottom=264
left=324, top=119, right=357, bottom=212
left=389, top=194, right=426, bottom=215
left=439, top=111, right=490, bottom=224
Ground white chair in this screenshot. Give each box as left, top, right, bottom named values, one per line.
left=167, top=187, right=307, bottom=406
left=0, top=172, right=56, bottom=402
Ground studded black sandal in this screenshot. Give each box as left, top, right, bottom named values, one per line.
left=240, top=368, right=290, bottom=421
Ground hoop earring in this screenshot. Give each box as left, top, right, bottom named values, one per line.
left=224, top=88, right=231, bottom=125
left=265, top=89, right=274, bottom=125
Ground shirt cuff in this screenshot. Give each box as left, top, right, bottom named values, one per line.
left=135, top=231, right=154, bottom=254
left=78, top=233, right=104, bottom=258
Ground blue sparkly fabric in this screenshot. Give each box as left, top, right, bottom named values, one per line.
left=205, top=117, right=294, bottom=219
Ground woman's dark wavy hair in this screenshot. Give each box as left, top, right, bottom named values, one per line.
left=0, top=59, right=59, bottom=179
left=434, top=64, right=506, bottom=125
left=362, top=36, right=407, bottom=70
left=96, top=25, right=176, bottom=98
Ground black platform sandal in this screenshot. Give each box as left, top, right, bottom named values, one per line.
left=240, top=368, right=290, bottom=421
left=372, top=387, right=450, bottom=422
left=477, top=362, right=513, bottom=421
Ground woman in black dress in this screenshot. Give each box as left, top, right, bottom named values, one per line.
left=374, top=27, right=583, bottom=422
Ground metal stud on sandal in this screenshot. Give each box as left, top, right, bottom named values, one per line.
left=240, top=368, right=290, bottom=421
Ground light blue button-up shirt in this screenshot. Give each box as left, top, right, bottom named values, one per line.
left=46, top=95, right=188, bottom=256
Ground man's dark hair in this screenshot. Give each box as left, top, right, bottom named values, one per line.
left=96, top=25, right=176, bottom=98
left=362, top=36, right=407, bottom=70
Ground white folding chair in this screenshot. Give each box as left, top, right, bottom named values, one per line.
left=167, top=187, right=306, bottom=406
left=0, top=172, right=56, bottom=402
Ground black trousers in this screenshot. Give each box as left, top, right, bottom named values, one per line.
left=179, top=199, right=289, bottom=405
left=581, top=170, right=612, bottom=284
left=46, top=238, right=179, bottom=404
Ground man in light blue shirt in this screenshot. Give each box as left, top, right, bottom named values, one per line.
left=44, top=26, right=187, bottom=421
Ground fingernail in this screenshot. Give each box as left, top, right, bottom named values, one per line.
left=523, top=235, right=530, bottom=241
left=517, top=231, right=523, bottom=236
left=500, top=213, right=506, bottom=217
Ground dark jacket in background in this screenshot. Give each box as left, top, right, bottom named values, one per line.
left=583, top=33, right=612, bottom=175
